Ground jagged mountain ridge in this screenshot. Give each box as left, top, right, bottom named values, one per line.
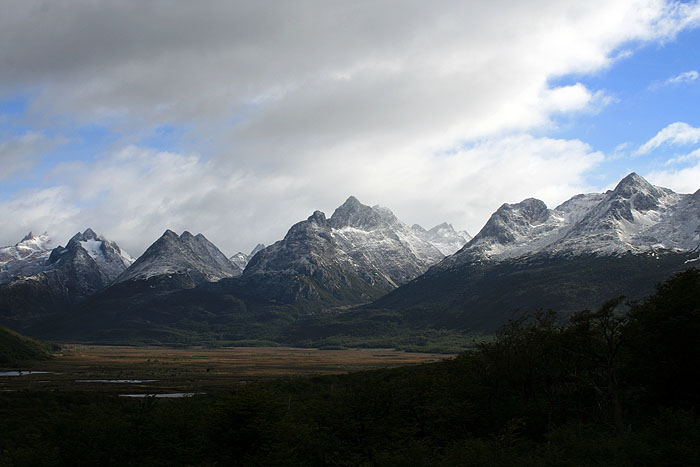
left=0, top=232, right=55, bottom=284
left=368, top=173, right=700, bottom=332
left=7, top=173, right=698, bottom=343
left=0, top=229, right=134, bottom=327
left=438, top=173, right=699, bottom=270
left=47, top=228, right=135, bottom=284
left=241, top=196, right=451, bottom=305
left=116, top=230, right=241, bottom=286
left=62, top=197, right=463, bottom=340
left=1, top=229, right=133, bottom=288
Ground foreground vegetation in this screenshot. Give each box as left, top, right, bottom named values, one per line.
left=0, top=324, right=56, bottom=367
left=1, top=269, right=699, bottom=465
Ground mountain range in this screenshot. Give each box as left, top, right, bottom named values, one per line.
left=0, top=173, right=698, bottom=346
left=363, top=173, right=699, bottom=333
left=438, top=173, right=698, bottom=268
left=0, top=229, right=133, bottom=326
left=239, top=196, right=455, bottom=306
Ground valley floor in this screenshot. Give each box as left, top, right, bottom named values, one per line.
left=0, top=344, right=449, bottom=395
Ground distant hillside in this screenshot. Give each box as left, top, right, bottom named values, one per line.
left=0, top=324, right=55, bottom=366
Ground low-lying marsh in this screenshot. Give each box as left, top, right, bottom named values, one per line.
left=0, top=344, right=450, bottom=394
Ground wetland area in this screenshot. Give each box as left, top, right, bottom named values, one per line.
left=0, top=345, right=450, bottom=396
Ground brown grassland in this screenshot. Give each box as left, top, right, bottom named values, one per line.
left=0, top=345, right=451, bottom=395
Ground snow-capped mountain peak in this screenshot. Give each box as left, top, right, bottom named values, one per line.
left=329, top=196, right=399, bottom=230
left=117, top=229, right=240, bottom=285
left=437, top=173, right=700, bottom=269
left=412, top=222, right=471, bottom=255
left=13, top=232, right=53, bottom=256
left=1, top=228, right=135, bottom=307
left=45, top=228, right=135, bottom=282
left=244, top=196, right=448, bottom=304
left=0, top=232, right=55, bottom=283
left=229, top=243, right=266, bottom=272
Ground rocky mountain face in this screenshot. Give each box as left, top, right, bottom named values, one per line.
left=242, top=196, right=446, bottom=305
left=0, top=229, right=134, bottom=327
left=46, top=228, right=135, bottom=285
left=0, top=232, right=55, bottom=284
left=438, top=173, right=698, bottom=270
left=372, top=173, right=700, bottom=331
left=230, top=243, right=265, bottom=272
left=116, top=230, right=240, bottom=287
left=26, top=230, right=244, bottom=341
left=1, top=229, right=133, bottom=290
left=6, top=173, right=697, bottom=343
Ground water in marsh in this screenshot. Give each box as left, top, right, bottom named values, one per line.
left=0, top=371, right=53, bottom=376
left=76, top=379, right=158, bottom=383
left=119, top=392, right=205, bottom=398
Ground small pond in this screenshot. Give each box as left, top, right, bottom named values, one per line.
left=119, top=393, right=205, bottom=398
left=76, top=379, right=158, bottom=383
left=0, top=371, right=53, bottom=376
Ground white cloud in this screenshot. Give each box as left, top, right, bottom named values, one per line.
left=1, top=1, right=697, bottom=136
left=0, top=137, right=603, bottom=256
left=665, top=69, right=699, bottom=85
left=1, top=1, right=700, bottom=254
left=0, top=131, right=61, bottom=180
left=637, top=122, right=700, bottom=154
left=665, top=147, right=700, bottom=165
left=647, top=162, right=700, bottom=193
left=649, top=69, right=699, bottom=89
left=0, top=186, right=81, bottom=244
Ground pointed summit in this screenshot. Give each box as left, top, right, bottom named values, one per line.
left=411, top=222, right=471, bottom=255
left=117, top=229, right=240, bottom=285
left=330, top=196, right=368, bottom=224
left=329, top=196, right=399, bottom=230
left=428, top=222, right=452, bottom=233
left=604, top=172, right=672, bottom=218
left=308, top=210, right=327, bottom=225
left=341, top=195, right=362, bottom=207
left=615, top=172, right=646, bottom=186
left=1, top=232, right=54, bottom=283
left=82, top=228, right=98, bottom=240
left=244, top=196, right=445, bottom=305
left=513, top=198, right=550, bottom=223
left=613, top=172, right=657, bottom=196
left=66, top=228, right=99, bottom=248
left=163, top=229, right=178, bottom=238
left=473, top=198, right=550, bottom=245
left=230, top=243, right=267, bottom=272
left=250, top=243, right=265, bottom=256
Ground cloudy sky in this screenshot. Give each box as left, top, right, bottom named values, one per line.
left=1, top=0, right=700, bottom=257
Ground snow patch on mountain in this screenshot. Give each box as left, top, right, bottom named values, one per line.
left=327, top=197, right=445, bottom=284
left=230, top=243, right=266, bottom=272
left=412, top=222, right=471, bottom=255
left=244, top=196, right=447, bottom=302
left=0, top=232, right=54, bottom=283
left=117, top=230, right=240, bottom=284
left=46, top=229, right=135, bottom=283
left=1, top=228, right=135, bottom=305
left=437, top=173, right=700, bottom=270
left=80, top=239, right=104, bottom=261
